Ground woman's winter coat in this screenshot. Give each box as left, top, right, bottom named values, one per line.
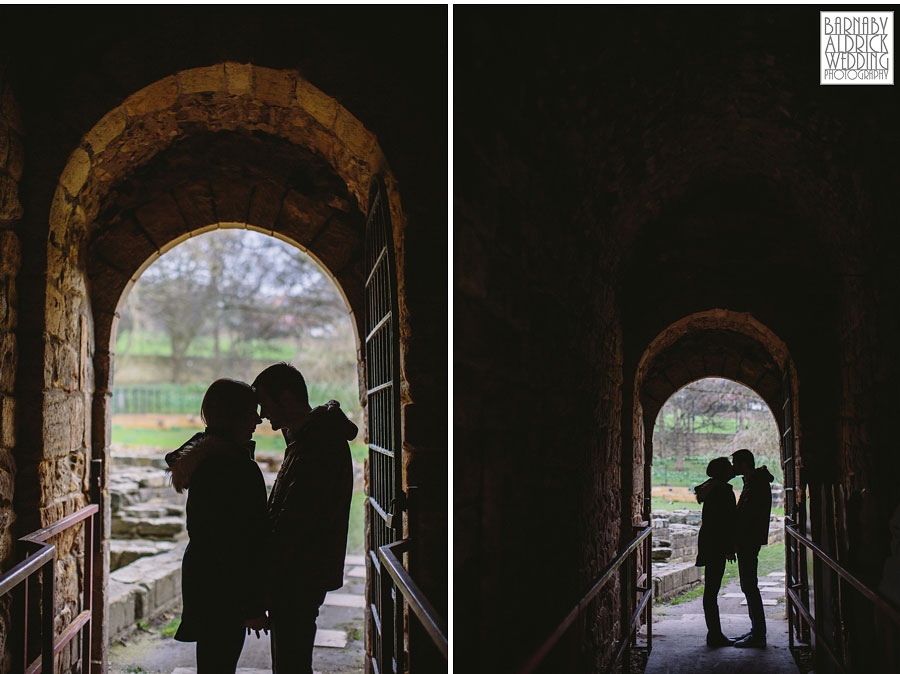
left=694, top=477, right=737, bottom=567
left=165, top=432, right=268, bottom=641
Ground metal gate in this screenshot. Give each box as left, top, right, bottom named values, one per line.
left=364, top=179, right=404, bottom=674
left=782, top=367, right=811, bottom=647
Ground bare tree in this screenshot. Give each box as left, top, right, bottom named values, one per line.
left=130, top=230, right=347, bottom=382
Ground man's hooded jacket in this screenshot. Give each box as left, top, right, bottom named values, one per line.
left=164, top=432, right=268, bottom=641
left=735, top=466, right=775, bottom=548
left=268, top=400, right=358, bottom=593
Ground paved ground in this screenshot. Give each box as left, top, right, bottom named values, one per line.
left=110, top=555, right=366, bottom=674
left=643, top=571, right=800, bottom=673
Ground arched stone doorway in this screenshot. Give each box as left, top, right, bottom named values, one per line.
left=35, top=64, right=409, bottom=669
left=628, top=309, right=806, bottom=660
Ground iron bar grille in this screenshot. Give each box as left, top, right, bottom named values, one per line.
left=364, top=181, right=404, bottom=674
left=781, top=368, right=810, bottom=646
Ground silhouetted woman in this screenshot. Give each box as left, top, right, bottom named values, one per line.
left=165, top=379, right=269, bottom=673
left=694, top=456, right=737, bottom=648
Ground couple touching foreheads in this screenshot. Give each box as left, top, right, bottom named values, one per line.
left=694, top=448, right=774, bottom=650
left=163, top=363, right=358, bottom=674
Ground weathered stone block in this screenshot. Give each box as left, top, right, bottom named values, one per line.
left=334, top=108, right=375, bottom=158
left=48, top=186, right=73, bottom=233
left=85, top=107, right=126, bottom=156
left=107, top=578, right=145, bottom=637
left=6, top=130, right=23, bottom=181
left=0, top=230, right=21, bottom=278
left=253, top=66, right=294, bottom=107
left=652, top=547, right=672, bottom=561
left=0, top=333, right=15, bottom=395
left=59, top=148, right=91, bottom=197
left=121, top=503, right=171, bottom=519
left=136, top=516, right=184, bottom=538
left=225, top=62, right=253, bottom=96
left=0, top=174, right=22, bottom=222
left=295, top=78, right=338, bottom=128
left=112, top=547, right=183, bottom=620
left=109, top=539, right=176, bottom=571
left=111, top=515, right=183, bottom=539
left=178, top=65, right=225, bottom=94
left=0, top=396, right=14, bottom=449
left=41, top=392, right=81, bottom=457
left=125, top=76, right=178, bottom=116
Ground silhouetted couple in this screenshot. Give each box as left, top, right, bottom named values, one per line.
left=694, top=448, right=774, bottom=649
left=163, top=363, right=358, bottom=674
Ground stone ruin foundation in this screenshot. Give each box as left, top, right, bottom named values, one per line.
left=106, top=448, right=273, bottom=641
left=105, top=444, right=366, bottom=641
left=651, top=508, right=786, bottom=602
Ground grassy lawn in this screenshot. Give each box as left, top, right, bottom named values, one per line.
left=652, top=454, right=784, bottom=488
left=347, top=491, right=365, bottom=554
left=116, top=330, right=298, bottom=360
left=111, top=425, right=368, bottom=462
left=650, top=496, right=784, bottom=517
left=651, top=497, right=701, bottom=511
left=659, top=542, right=786, bottom=605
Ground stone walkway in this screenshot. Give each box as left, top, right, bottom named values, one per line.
left=109, top=554, right=367, bottom=674
left=642, top=571, right=800, bottom=673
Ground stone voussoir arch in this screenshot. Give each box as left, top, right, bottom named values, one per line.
left=44, top=61, right=409, bottom=407
left=634, top=309, right=799, bottom=438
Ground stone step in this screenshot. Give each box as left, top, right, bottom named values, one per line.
left=112, top=451, right=169, bottom=470
left=120, top=502, right=184, bottom=519
left=112, top=515, right=185, bottom=540
left=109, top=543, right=187, bottom=639
left=324, top=592, right=366, bottom=609
left=652, top=562, right=702, bottom=601
left=110, top=539, right=177, bottom=571
left=315, top=629, right=348, bottom=648
left=347, top=566, right=366, bottom=578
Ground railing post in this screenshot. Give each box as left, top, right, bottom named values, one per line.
left=380, top=564, right=394, bottom=673
left=41, top=553, right=55, bottom=673
left=646, top=527, right=652, bottom=653
left=22, top=572, right=29, bottom=672
left=82, top=512, right=94, bottom=673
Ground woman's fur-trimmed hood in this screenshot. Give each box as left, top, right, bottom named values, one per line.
left=164, top=432, right=254, bottom=493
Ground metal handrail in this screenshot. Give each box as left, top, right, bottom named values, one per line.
left=377, top=539, right=448, bottom=659
left=784, top=518, right=900, bottom=672
left=518, top=523, right=653, bottom=674
left=0, top=504, right=98, bottom=674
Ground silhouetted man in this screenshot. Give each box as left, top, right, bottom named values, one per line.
left=731, top=448, right=774, bottom=648
left=253, top=363, right=358, bottom=674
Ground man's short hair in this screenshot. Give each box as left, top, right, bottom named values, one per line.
left=731, top=448, right=755, bottom=466
left=252, top=363, right=309, bottom=406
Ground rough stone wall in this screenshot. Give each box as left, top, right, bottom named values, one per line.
left=455, top=19, right=625, bottom=672
left=455, top=150, right=624, bottom=672
left=0, top=65, right=22, bottom=674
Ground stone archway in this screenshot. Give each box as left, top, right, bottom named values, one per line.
left=37, top=63, right=408, bottom=667
left=630, top=309, right=804, bottom=667
left=635, top=309, right=797, bottom=438
left=632, top=310, right=800, bottom=518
